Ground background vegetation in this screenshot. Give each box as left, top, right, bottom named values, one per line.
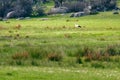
left=0, top=0, right=117, bottom=18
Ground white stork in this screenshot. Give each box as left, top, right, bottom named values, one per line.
left=75, top=24, right=81, bottom=28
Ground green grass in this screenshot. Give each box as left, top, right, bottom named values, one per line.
left=0, top=11, right=120, bottom=68
left=0, top=66, right=120, bottom=80
left=0, top=12, right=120, bottom=48
left=0, top=2, right=120, bottom=80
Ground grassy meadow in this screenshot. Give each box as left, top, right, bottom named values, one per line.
left=0, top=11, right=120, bottom=79
left=0, top=66, right=120, bottom=80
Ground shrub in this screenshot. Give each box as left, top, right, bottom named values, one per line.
left=75, top=47, right=93, bottom=62
left=28, top=47, right=48, bottom=59
left=91, top=0, right=117, bottom=11
left=47, top=53, right=63, bottom=61
left=106, top=45, right=117, bottom=56
left=12, top=51, right=29, bottom=60
left=32, top=5, right=45, bottom=16
left=84, top=53, right=93, bottom=62
left=83, top=47, right=92, bottom=56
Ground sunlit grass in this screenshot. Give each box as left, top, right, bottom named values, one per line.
left=0, top=11, right=120, bottom=68
left=0, top=66, right=120, bottom=80
left=0, top=11, right=120, bottom=47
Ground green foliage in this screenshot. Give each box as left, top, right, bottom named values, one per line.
left=106, top=45, right=119, bottom=56
left=32, top=5, right=45, bottom=16
left=28, top=47, right=48, bottom=59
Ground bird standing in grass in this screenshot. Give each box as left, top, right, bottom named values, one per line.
left=75, top=24, right=81, bottom=28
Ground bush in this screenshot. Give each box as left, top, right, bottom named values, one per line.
left=91, top=0, right=116, bottom=11
left=13, top=0, right=33, bottom=17
left=83, top=47, right=90, bottom=55
left=75, top=47, right=94, bottom=62
left=32, top=5, right=45, bottom=16
left=12, top=51, right=29, bottom=60
left=28, top=47, right=48, bottom=59
left=106, top=45, right=117, bottom=56
left=47, top=53, right=63, bottom=61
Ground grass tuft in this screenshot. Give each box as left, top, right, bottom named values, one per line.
left=47, top=53, right=63, bottom=61
left=12, top=51, right=29, bottom=60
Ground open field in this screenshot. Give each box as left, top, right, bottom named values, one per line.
left=0, top=11, right=120, bottom=80
left=0, top=11, right=120, bottom=67
left=0, top=66, right=120, bottom=80
left=0, top=1, right=120, bottom=79
left=0, top=11, right=120, bottom=68
left=0, top=12, right=120, bottom=48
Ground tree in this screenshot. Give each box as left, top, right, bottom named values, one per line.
left=42, top=0, right=47, bottom=4
left=14, top=0, right=33, bottom=17
left=0, top=0, right=15, bottom=17
left=0, top=0, right=34, bottom=18
left=32, top=0, right=45, bottom=16
left=0, top=0, right=117, bottom=17
left=90, top=0, right=117, bottom=11
left=53, top=0, right=67, bottom=7
left=53, top=0, right=60, bottom=8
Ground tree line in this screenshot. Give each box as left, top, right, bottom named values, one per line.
left=0, top=0, right=117, bottom=18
